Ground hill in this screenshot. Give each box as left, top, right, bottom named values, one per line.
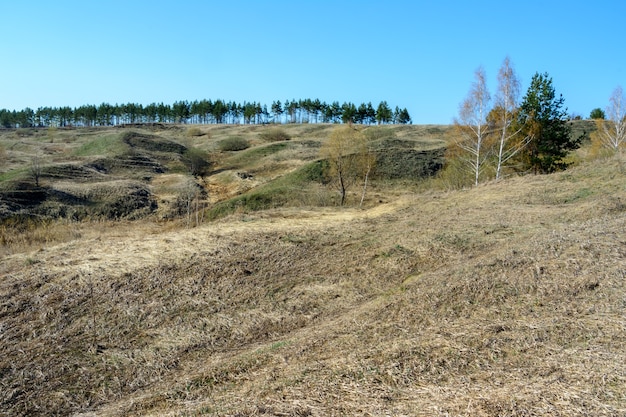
left=0, top=124, right=625, bottom=416
left=0, top=124, right=450, bottom=223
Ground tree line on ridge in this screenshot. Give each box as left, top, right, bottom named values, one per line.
left=0, top=99, right=412, bottom=128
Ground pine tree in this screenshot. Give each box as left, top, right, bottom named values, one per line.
left=518, top=72, right=580, bottom=173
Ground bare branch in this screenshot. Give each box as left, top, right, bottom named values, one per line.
left=494, top=56, right=528, bottom=180
left=601, top=86, right=625, bottom=151
left=454, top=66, right=491, bottom=186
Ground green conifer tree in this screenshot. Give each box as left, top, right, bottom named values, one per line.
left=518, top=72, right=581, bottom=173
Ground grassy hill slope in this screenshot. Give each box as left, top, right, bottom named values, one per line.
left=0, top=124, right=450, bottom=224
left=0, top=144, right=624, bottom=416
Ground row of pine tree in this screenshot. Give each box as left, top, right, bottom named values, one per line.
left=0, top=99, right=411, bottom=128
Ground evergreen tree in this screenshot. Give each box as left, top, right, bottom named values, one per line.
left=365, top=102, right=376, bottom=124
left=341, top=102, right=357, bottom=124
left=375, top=101, right=392, bottom=124
left=212, top=100, right=227, bottom=123
left=156, top=102, right=172, bottom=123
left=271, top=100, right=283, bottom=123
left=312, top=98, right=323, bottom=123
left=518, top=72, right=580, bottom=173
left=0, top=109, right=14, bottom=128
left=589, top=108, right=605, bottom=120
left=356, top=103, right=368, bottom=124
left=397, top=108, right=411, bottom=124
left=330, top=101, right=342, bottom=123
left=172, top=101, right=190, bottom=123
left=285, top=100, right=297, bottom=123
left=2, top=97, right=411, bottom=127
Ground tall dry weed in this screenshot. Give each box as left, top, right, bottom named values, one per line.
left=0, top=218, right=83, bottom=256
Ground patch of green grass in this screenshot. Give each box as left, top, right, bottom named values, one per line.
left=224, top=142, right=290, bottom=168
left=256, top=340, right=291, bottom=354
left=24, top=257, right=40, bottom=266
left=206, top=160, right=328, bottom=220
left=562, top=187, right=594, bottom=203
left=292, top=159, right=328, bottom=183
left=0, top=167, right=29, bottom=183
left=205, top=191, right=280, bottom=220
left=72, top=134, right=127, bottom=157
left=280, top=234, right=309, bottom=244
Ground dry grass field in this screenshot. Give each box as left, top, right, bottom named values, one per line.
left=0, top=124, right=625, bottom=416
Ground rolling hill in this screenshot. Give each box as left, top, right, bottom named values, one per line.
left=0, top=123, right=624, bottom=416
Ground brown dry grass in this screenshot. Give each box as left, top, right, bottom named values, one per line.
left=1, top=153, right=625, bottom=416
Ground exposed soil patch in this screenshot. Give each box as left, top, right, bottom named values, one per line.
left=42, top=163, right=105, bottom=181
left=88, top=154, right=165, bottom=175
left=375, top=140, right=444, bottom=178
left=0, top=182, right=47, bottom=217
left=121, top=131, right=187, bottom=154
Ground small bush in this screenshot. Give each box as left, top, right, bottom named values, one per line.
left=435, top=157, right=474, bottom=190
left=218, top=137, right=250, bottom=152
left=259, top=128, right=291, bottom=142
left=186, top=127, right=206, bottom=137
left=182, top=147, right=212, bottom=177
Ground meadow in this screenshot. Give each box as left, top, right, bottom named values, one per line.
left=0, top=123, right=624, bottom=416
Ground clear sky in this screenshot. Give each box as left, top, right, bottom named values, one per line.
left=1, top=0, right=624, bottom=124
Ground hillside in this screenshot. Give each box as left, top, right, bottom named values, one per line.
left=0, top=124, right=450, bottom=224
left=1, top=124, right=625, bottom=416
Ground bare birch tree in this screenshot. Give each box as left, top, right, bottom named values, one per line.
left=31, top=153, right=43, bottom=187
left=455, top=66, right=491, bottom=186
left=599, top=86, right=625, bottom=152
left=320, top=125, right=373, bottom=206
left=357, top=132, right=376, bottom=207
left=493, top=57, right=533, bottom=180
left=320, top=126, right=354, bottom=206
left=179, top=180, right=206, bottom=228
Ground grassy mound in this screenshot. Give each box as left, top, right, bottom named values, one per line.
left=120, top=130, right=187, bottom=154
left=217, top=136, right=250, bottom=151
left=50, top=180, right=157, bottom=219
left=206, top=160, right=328, bottom=219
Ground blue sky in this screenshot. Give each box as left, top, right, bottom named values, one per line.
left=1, top=0, right=624, bottom=124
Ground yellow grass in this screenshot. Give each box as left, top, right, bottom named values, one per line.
left=0, top=142, right=625, bottom=416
